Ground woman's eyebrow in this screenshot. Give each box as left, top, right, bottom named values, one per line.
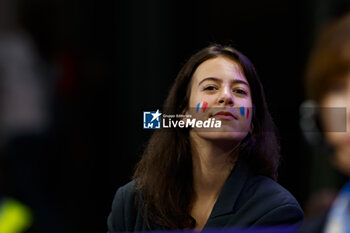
left=198, top=77, right=249, bottom=87
left=232, top=79, right=249, bottom=87
left=198, top=77, right=221, bottom=86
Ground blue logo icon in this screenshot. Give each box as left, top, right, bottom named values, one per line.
left=143, top=110, right=162, bottom=129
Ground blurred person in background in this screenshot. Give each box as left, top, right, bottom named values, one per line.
left=300, top=11, right=350, bottom=233
left=0, top=0, right=63, bottom=232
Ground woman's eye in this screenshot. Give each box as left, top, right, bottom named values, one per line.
left=203, top=86, right=217, bottom=91
left=233, top=89, right=248, bottom=95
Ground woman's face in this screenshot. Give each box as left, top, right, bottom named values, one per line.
left=186, top=56, right=253, bottom=143
left=320, top=72, right=350, bottom=176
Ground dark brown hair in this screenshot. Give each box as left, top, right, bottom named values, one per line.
left=305, top=12, right=350, bottom=102
left=133, top=44, right=280, bottom=229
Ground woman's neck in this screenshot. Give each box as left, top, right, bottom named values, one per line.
left=190, top=132, right=239, bottom=199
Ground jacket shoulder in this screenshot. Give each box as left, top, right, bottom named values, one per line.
left=236, top=175, right=304, bottom=227
left=247, top=176, right=301, bottom=206
left=107, top=180, right=139, bottom=232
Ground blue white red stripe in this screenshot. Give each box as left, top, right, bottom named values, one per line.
left=196, top=101, right=208, bottom=113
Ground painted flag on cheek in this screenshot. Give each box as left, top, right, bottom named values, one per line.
left=240, top=106, right=245, bottom=116
left=196, top=101, right=208, bottom=113
left=239, top=106, right=250, bottom=119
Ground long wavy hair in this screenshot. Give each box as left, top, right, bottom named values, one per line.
left=133, top=44, right=280, bottom=229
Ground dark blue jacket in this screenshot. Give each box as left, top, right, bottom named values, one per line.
left=107, top=160, right=304, bottom=232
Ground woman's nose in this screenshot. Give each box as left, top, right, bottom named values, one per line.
left=218, top=86, right=234, bottom=106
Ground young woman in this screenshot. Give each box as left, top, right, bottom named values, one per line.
left=107, top=44, right=303, bottom=231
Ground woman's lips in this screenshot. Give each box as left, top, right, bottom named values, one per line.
left=213, top=111, right=237, bottom=120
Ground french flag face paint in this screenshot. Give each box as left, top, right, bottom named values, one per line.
left=196, top=101, right=208, bottom=113
left=239, top=106, right=250, bottom=119
left=239, top=106, right=245, bottom=116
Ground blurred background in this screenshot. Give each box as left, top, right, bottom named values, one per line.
left=0, top=0, right=350, bottom=232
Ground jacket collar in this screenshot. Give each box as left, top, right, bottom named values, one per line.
left=207, top=158, right=251, bottom=219
left=148, top=158, right=253, bottom=230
